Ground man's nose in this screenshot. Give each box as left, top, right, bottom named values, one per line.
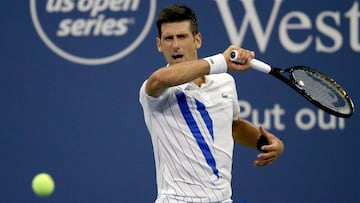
left=172, top=37, right=179, bottom=47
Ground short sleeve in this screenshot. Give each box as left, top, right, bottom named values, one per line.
left=139, top=80, right=170, bottom=111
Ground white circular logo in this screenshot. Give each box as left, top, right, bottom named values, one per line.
left=30, top=0, right=156, bottom=66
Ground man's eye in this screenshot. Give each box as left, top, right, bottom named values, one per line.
left=164, top=36, right=173, bottom=40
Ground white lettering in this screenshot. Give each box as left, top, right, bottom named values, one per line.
left=46, top=0, right=75, bottom=12
left=44, top=0, right=140, bottom=16
left=316, top=11, right=342, bottom=52
left=77, top=0, right=93, bottom=13
left=50, top=0, right=139, bottom=37
left=215, top=0, right=283, bottom=52
left=279, top=11, right=312, bottom=53
left=345, top=1, right=360, bottom=51
left=57, top=18, right=71, bottom=36
left=56, top=15, right=134, bottom=37
left=238, top=100, right=252, bottom=118
left=91, top=0, right=108, bottom=17
left=272, top=104, right=286, bottom=130
left=318, top=110, right=337, bottom=130
left=295, top=108, right=316, bottom=130
left=295, top=108, right=345, bottom=130
left=238, top=100, right=286, bottom=130
left=216, top=0, right=360, bottom=53
left=238, top=100, right=347, bottom=131
left=80, top=0, right=140, bottom=16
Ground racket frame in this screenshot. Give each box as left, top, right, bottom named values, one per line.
left=229, top=50, right=354, bottom=118
left=269, top=66, right=354, bottom=118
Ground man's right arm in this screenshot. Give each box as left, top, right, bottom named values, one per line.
left=146, top=45, right=255, bottom=98
left=145, top=60, right=211, bottom=98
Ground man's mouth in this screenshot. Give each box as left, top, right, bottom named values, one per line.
left=172, top=54, right=184, bottom=60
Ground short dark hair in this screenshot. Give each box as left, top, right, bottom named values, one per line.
left=156, top=4, right=199, bottom=37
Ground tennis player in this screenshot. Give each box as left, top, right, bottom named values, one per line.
left=139, top=4, right=284, bottom=203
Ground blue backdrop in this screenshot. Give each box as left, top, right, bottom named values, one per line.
left=1, top=0, right=359, bottom=202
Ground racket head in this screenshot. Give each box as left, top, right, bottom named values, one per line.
left=273, top=66, right=355, bottom=118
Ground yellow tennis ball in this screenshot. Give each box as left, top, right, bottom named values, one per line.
left=32, top=173, right=55, bottom=197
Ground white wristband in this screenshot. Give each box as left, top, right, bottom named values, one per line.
left=203, top=54, right=227, bottom=74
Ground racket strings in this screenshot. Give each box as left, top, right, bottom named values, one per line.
left=291, top=69, right=351, bottom=114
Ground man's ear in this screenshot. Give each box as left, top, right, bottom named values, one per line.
left=195, top=33, right=202, bottom=49
left=156, top=37, right=162, bottom=52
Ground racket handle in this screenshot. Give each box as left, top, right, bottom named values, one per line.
left=230, top=50, right=271, bottom=74
left=250, top=59, right=271, bottom=74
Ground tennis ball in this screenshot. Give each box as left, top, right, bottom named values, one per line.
left=32, top=173, right=55, bottom=197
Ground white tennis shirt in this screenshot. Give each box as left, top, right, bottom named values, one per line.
left=139, top=73, right=240, bottom=203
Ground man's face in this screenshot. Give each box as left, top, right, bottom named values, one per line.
left=156, top=21, right=201, bottom=65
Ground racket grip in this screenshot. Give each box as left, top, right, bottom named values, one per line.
left=230, top=50, right=271, bottom=73
left=250, top=59, right=271, bottom=74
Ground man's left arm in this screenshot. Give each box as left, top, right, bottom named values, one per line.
left=232, top=119, right=284, bottom=166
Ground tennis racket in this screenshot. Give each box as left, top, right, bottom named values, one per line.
left=230, top=50, right=355, bottom=118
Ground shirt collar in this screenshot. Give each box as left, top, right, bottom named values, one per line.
left=178, top=75, right=214, bottom=90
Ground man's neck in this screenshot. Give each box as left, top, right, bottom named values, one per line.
left=191, top=76, right=206, bottom=87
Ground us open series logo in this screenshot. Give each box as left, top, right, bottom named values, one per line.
left=30, top=0, right=156, bottom=65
